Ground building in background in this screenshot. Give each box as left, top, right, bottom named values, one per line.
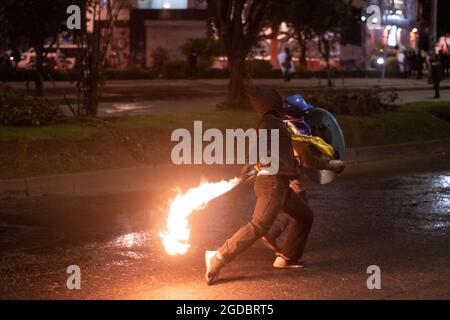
left=360, top=0, right=419, bottom=67
left=99, top=0, right=349, bottom=71
left=96, top=0, right=428, bottom=72
left=131, top=0, right=207, bottom=67
left=254, top=23, right=343, bottom=71
left=97, top=0, right=207, bottom=68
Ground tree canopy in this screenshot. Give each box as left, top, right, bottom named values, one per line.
left=0, top=0, right=76, bottom=95
left=206, top=0, right=271, bottom=108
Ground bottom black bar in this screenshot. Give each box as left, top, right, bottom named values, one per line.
left=0, top=300, right=448, bottom=319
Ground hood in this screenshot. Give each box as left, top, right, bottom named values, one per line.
left=247, top=87, right=283, bottom=115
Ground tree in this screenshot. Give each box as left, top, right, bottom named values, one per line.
left=276, top=0, right=316, bottom=70
left=181, top=37, right=224, bottom=63
left=206, top=0, right=270, bottom=109
left=273, top=0, right=351, bottom=83
left=0, top=5, right=6, bottom=50
left=0, top=0, right=74, bottom=96
left=308, top=0, right=352, bottom=86
left=72, top=0, right=128, bottom=116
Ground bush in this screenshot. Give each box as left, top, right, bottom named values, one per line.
left=302, top=88, right=398, bottom=115
left=162, top=60, right=188, bottom=79
left=150, top=47, right=170, bottom=77
left=247, top=59, right=274, bottom=78
left=0, top=85, right=65, bottom=126
left=181, top=38, right=224, bottom=61
left=199, top=68, right=229, bottom=79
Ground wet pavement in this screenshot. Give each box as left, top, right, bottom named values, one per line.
left=0, top=158, right=449, bottom=299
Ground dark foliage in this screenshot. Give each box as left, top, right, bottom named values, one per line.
left=303, top=88, right=399, bottom=115
left=0, top=85, right=65, bottom=126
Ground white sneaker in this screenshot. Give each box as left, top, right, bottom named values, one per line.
left=205, top=250, right=223, bottom=285
left=273, top=256, right=304, bottom=269
left=327, top=160, right=345, bottom=174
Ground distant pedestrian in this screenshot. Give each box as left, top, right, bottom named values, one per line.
left=397, top=50, right=406, bottom=77
left=417, top=51, right=424, bottom=80
left=283, top=48, right=294, bottom=82
left=410, top=51, right=418, bottom=78
left=445, top=51, right=450, bottom=78
left=429, top=51, right=443, bottom=99
left=404, top=51, right=411, bottom=77
left=188, top=50, right=198, bottom=79
left=438, top=49, right=449, bottom=78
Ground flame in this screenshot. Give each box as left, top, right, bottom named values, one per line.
left=159, top=177, right=240, bottom=255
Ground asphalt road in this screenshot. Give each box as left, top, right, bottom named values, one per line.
left=0, top=158, right=449, bottom=299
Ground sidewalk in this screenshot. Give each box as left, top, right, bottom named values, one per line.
left=6, top=78, right=450, bottom=116
left=1, top=139, right=449, bottom=199
left=6, top=78, right=450, bottom=101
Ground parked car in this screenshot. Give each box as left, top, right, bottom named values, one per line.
left=18, top=46, right=77, bottom=71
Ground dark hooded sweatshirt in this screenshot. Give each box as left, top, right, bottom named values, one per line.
left=250, top=88, right=297, bottom=178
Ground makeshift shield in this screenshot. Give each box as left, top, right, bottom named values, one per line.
left=304, top=108, right=346, bottom=184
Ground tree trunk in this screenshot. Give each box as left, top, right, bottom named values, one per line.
left=325, top=56, right=332, bottom=87
left=84, top=89, right=99, bottom=116
left=319, top=37, right=333, bottom=87
left=84, top=59, right=100, bottom=116
left=227, top=55, right=248, bottom=109
left=324, top=39, right=333, bottom=87
left=34, top=46, right=44, bottom=96
left=83, top=76, right=99, bottom=116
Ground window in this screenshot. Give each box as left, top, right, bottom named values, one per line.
left=393, top=0, right=405, bottom=9
left=137, top=0, right=188, bottom=9
left=385, top=0, right=407, bottom=19
left=390, top=0, right=405, bottom=14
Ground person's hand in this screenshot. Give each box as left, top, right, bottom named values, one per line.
left=240, top=164, right=255, bottom=176
left=241, top=164, right=259, bottom=181
left=327, top=160, right=345, bottom=174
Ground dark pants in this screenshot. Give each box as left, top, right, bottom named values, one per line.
left=264, top=179, right=308, bottom=250
left=218, top=175, right=314, bottom=263
left=433, top=78, right=440, bottom=98
left=284, top=72, right=292, bottom=82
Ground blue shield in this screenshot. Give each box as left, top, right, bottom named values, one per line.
left=304, top=108, right=346, bottom=184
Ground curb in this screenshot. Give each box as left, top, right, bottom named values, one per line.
left=1, top=139, right=450, bottom=199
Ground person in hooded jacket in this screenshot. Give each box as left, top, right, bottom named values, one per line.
left=205, top=87, right=314, bottom=285
left=260, top=94, right=344, bottom=254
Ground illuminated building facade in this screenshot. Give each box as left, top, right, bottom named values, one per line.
left=99, top=0, right=421, bottom=70
left=361, top=0, right=419, bottom=58
left=97, top=0, right=207, bottom=68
